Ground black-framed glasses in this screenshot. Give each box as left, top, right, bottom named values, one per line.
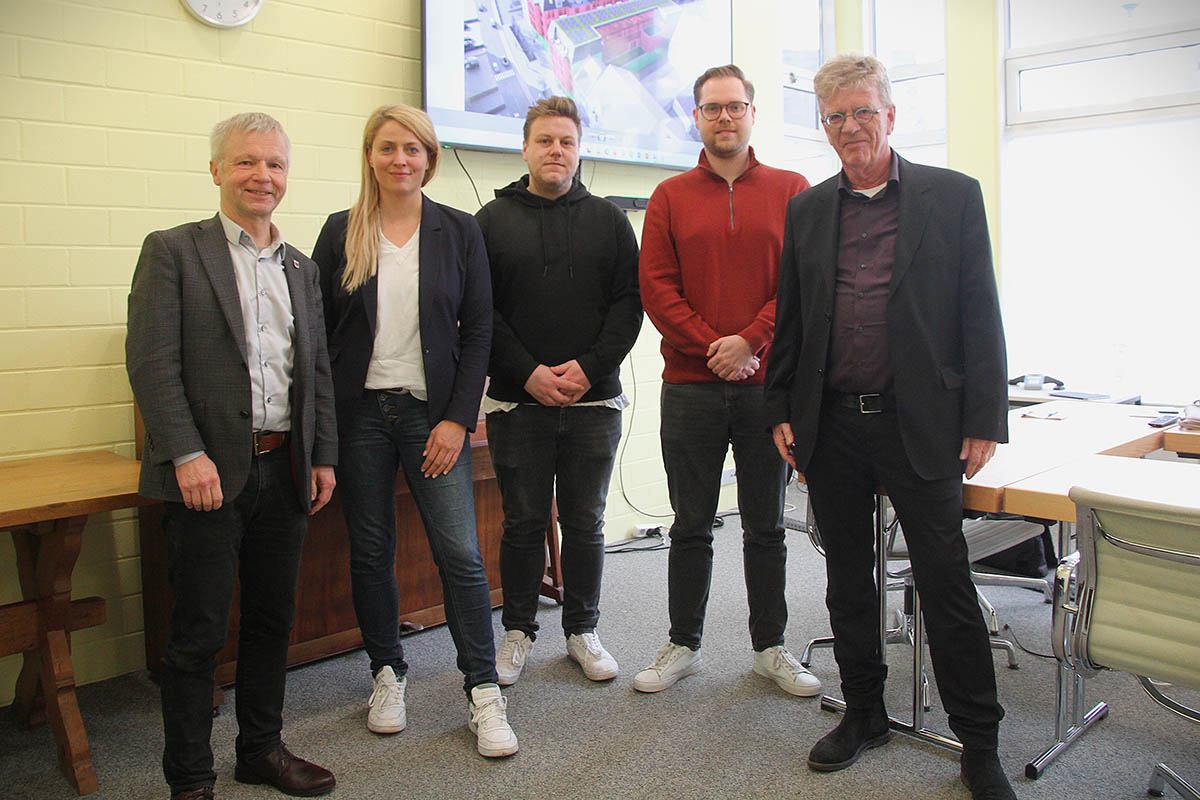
left=821, top=106, right=888, bottom=128
left=698, top=101, right=750, bottom=120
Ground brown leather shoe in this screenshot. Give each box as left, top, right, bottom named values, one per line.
left=171, top=788, right=214, bottom=800
left=234, top=742, right=335, bottom=797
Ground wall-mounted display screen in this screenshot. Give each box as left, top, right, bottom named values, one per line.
left=423, top=0, right=733, bottom=170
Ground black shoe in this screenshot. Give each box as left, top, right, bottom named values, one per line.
left=806, top=703, right=892, bottom=771
left=960, top=748, right=1017, bottom=800
left=234, top=742, right=336, bottom=797
left=171, top=789, right=213, bottom=800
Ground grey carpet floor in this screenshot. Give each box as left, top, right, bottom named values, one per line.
left=4, top=483, right=1197, bottom=799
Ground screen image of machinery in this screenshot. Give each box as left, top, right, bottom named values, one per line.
left=424, top=0, right=734, bottom=170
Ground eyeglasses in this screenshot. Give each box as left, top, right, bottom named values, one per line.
left=698, top=101, right=750, bottom=121
left=821, top=106, right=888, bottom=128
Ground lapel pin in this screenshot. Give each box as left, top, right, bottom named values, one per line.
left=292, top=258, right=300, bottom=269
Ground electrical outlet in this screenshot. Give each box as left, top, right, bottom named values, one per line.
left=720, top=468, right=736, bottom=486
left=634, top=523, right=662, bottom=537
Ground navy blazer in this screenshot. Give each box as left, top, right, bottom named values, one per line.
left=764, top=156, right=1008, bottom=480
left=312, top=196, right=492, bottom=438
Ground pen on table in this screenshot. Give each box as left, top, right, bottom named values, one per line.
left=1021, top=410, right=1063, bottom=420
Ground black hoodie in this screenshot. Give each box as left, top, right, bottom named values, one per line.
left=475, top=176, right=642, bottom=404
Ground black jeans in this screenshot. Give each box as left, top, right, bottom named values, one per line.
left=159, top=447, right=307, bottom=794
left=804, top=403, right=1004, bottom=749
left=487, top=404, right=622, bottom=638
left=659, top=382, right=789, bottom=651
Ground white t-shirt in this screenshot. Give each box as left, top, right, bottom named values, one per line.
left=365, top=229, right=427, bottom=398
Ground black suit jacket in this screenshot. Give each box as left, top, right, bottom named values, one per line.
left=312, top=196, right=492, bottom=438
left=126, top=214, right=337, bottom=510
left=765, top=156, right=1008, bottom=480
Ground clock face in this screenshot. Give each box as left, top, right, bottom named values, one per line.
left=181, top=0, right=263, bottom=28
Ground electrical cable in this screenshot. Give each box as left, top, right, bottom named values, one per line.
left=605, top=530, right=668, bottom=554
left=615, top=348, right=673, bottom=519
left=1001, top=623, right=1055, bottom=661
left=451, top=147, right=485, bottom=209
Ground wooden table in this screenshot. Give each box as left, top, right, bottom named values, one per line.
left=1164, top=427, right=1200, bottom=456
left=1003, top=453, right=1198, bottom=522
left=963, top=400, right=1166, bottom=512
left=0, top=451, right=150, bottom=795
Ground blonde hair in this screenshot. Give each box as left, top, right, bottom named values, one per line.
left=342, top=104, right=440, bottom=292
left=813, top=54, right=893, bottom=113
left=523, top=96, right=581, bottom=141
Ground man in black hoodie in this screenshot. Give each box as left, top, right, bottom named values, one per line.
left=476, top=97, right=642, bottom=687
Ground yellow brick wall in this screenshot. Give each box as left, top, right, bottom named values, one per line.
left=0, top=0, right=757, bottom=703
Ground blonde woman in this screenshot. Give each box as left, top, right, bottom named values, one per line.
left=313, top=105, right=515, bottom=757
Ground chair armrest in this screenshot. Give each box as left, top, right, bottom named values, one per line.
left=1051, top=551, right=1081, bottom=664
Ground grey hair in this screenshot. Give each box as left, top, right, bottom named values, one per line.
left=210, top=112, right=291, bottom=164
left=813, top=54, right=893, bottom=112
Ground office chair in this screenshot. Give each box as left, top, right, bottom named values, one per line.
left=1052, top=486, right=1200, bottom=799
left=800, top=498, right=1043, bottom=706
left=800, top=495, right=934, bottom=708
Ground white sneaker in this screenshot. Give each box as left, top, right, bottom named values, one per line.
left=753, top=645, right=822, bottom=697
left=468, top=683, right=518, bottom=757
left=632, top=642, right=702, bottom=693
left=566, top=632, right=619, bottom=681
left=366, top=666, right=407, bottom=733
left=495, top=630, right=534, bottom=686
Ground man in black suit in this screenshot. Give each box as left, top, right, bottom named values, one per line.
left=764, top=56, right=1015, bottom=800
left=127, top=112, right=337, bottom=800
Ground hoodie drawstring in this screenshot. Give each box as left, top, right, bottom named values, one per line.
left=566, top=202, right=574, bottom=278
left=538, top=202, right=550, bottom=276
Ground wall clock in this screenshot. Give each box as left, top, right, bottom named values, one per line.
left=180, top=0, right=263, bottom=28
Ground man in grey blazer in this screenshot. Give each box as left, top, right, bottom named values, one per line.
left=764, top=57, right=1015, bottom=800
left=126, top=112, right=337, bottom=800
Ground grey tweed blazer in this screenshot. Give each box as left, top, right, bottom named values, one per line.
left=126, top=214, right=337, bottom=510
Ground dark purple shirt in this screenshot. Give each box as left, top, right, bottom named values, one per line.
left=827, top=153, right=901, bottom=394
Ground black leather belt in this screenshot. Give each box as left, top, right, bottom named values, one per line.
left=253, top=431, right=288, bottom=456
left=825, top=390, right=895, bottom=414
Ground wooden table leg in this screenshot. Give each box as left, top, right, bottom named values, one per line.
left=540, top=497, right=565, bottom=603
left=9, top=517, right=100, bottom=795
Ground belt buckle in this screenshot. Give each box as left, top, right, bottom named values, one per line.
left=253, top=432, right=275, bottom=456
left=858, top=393, right=882, bottom=414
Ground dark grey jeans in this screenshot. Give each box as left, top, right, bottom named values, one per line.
left=159, top=446, right=306, bottom=795
left=660, top=382, right=789, bottom=651
left=487, top=404, right=622, bottom=639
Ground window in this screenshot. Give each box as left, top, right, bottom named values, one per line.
left=868, top=0, right=947, bottom=166
left=999, top=0, right=1200, bottom=404
left=1005, top=0, right=1200, bottom=125
left=779, top=0, right=839, bottom=180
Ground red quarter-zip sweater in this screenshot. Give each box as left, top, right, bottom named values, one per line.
left=639, top=147, right=809, bottom=384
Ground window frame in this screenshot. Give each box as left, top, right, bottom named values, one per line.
left=781, top=0, right=837, bottom=142
left=1003, top=7, right=1200, bottom=127
left=863, top=0, right=947, bottom=152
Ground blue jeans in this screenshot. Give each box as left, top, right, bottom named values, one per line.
left=660, top=382, right=789, bottom=651
left=339, top=390, right=497, bottom=693
left=486, top=404, right=622, bottom=639
left=159, top=446, right=306, bottom=795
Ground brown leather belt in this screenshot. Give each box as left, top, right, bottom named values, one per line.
left=253, top=431, right=288, bottom=456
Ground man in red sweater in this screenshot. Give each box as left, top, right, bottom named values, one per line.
left=635, top=64, right=815, bottom=697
